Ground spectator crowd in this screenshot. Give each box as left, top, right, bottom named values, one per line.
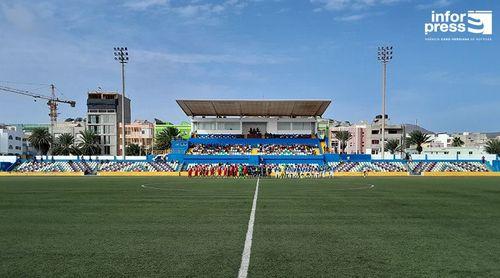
left=186, top=163, right=335, bottom=178
left=189, top=144, right=252, bottom=155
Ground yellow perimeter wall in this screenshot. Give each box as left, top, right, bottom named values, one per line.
left=0, top=172, right=84, bottom=177
left=422, top=172, right=500, bottom=177
left=334, top=172, right=410, bottom=177
left=97, top=172, right=188, bottom=177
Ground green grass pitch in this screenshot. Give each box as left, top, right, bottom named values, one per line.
left=1, top=176, right=500, bottom=277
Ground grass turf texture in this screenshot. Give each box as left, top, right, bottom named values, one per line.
left=0, top=177, right=499, bottom=277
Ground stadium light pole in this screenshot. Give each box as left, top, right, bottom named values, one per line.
left=377, top=46, right=393, bottom=160
left=114, top=47, right=129, bottom=160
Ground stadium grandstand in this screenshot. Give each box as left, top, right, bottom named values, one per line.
left=0, top=99, right=498, bottom=177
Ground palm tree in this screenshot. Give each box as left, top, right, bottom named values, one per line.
left=451, top=137, right=465, bottom=147
left=484, top=139, right=500, bottom=155
left=28, top=127, right=52, bottom=155
left=155, top=127, right=180, bottom=151
left=52, top=133, right=80, bottom=155
left=408, top=130, right=432, bottom=154
left=333, top=131, right=352, bottom=154
left=386, top=139, right=400, bottom=155
left=126, top=144, right=142, bottom=156
left=77, top=130, right=101, bottom=155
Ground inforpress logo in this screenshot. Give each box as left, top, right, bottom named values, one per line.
left=424, top=10, right=493, bottom=41
left=467, top=11, right=492, bottom=35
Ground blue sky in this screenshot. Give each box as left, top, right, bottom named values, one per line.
left=0, top=0, right=498, bottom=132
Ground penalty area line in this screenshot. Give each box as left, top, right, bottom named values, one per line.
left=238, top=178, right=260, bottom=278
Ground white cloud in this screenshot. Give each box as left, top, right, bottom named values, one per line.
left=135, top=49, right=290, bottom=65
left=0, top=3, right=37, bottom=31
left=124, top=0, right=248, bottom=20
left=311, top=0, right=403, bottom=11
left=335, top=13, right=368, bottom=21
left=416, top=0, right=452, bottom=10
left=123, top=0, right=169, bottom=11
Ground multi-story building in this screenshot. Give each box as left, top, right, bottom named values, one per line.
left=365, top=115, right=405, bottom=155
left=86, top=91, right=131, bottom=155
left=427, top=133, right=452, bottom=148
left=8, top=124, right=50, bottom=155
left=422, top=146, right=487, bottom=156
left=118, top=120, right=154, bottom=155
left=329, top=115, right=404, bottom=155
left=0, top=125, right=24, bottom=155
left=50, top=118, right=87, bottom=140
left=330, top=122, right=367, bottom=154
left=451, top=132, right=489, bottom=147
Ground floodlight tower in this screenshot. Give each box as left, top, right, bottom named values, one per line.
left=377, top=46, right=393, bottom=159
left=114, top=47, right=129, bottom=160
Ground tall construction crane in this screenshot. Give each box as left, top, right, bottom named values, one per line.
left=0, top=84, right=76, bottom=137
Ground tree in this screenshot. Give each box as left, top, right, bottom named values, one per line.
left=484, top=139, right=500, bottom=155
left=126, top=144, right=142, bottom=156
left=451, top=137, right=465, bottom=147
left=77, top=130, right=101, bottom=155
left=155, top=127, right=180, bottom=151
left=408, top=130, right=432, bottom=154
left=386, top=139, right=400, bottom=155
left=28, top=127, right=52, bottom=155
left=52, top=133, right=80, bottom=155
left=333, top=131, right=352, bottom=154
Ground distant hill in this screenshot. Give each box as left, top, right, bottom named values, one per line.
left=485, top=132, right=500, bottom=139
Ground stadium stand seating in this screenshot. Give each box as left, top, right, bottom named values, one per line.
left=12, top=160, right=179, bottom=173
left=98, top=161, right=179, bottom=172
left=14, top=161, right=76, bottom=172
left=258, top=144, right=316, bottom=155
left=408, top=161, right=489, bottom=174
left=188, top=144, right=252, bottom=155
left=194, top=134, right=243, bottom=139
left=328, top=161, right=407, bottom=172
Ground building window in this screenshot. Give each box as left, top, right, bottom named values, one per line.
left=469, top=151, right=473, bottom=155
left=371, top=130, right=379, bottom=134
left=196, top=122, right=216, bottom=130
left=292, top=122, right=311, bottom=131
left=104, top=146, right=111, bottom=155
left=372, top=140, right=379, bottom=144
left=217, top=122, right=240, bottom=130
left=457, top=151, right=461, bottom=154
left=277, top=122, right=291, bottom=131
left=88, top=115, right=101, bottom=124
left=8, top=135, right=13, bottom=140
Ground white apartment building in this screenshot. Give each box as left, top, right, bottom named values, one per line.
left=0, top=125, right=24, bottom=155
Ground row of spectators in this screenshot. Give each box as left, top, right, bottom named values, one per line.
left=189, top=144, right=252, bottom=155
left=186, top=163, right=335, bottom=178
left=264, top=133, right=313, bottom=139
left=192, top=134, right=244, bottom=139
left=188, top=144, right=317, bottom=155
left=258, top=144, right=316, bottom=155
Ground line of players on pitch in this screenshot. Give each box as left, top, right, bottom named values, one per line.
left=187, top=164, right=340, bottom=178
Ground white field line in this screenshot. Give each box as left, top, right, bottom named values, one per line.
left=140, top=184, right=189, bottom=191
left=238, top=178, right=260, bottom=278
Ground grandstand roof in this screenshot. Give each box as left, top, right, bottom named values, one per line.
left=176, top=100, right=331, bottom=117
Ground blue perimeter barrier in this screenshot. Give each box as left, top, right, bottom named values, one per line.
left=0, top=162, right=13, bottom=171
left=493, top=160, right=500, bottom=171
